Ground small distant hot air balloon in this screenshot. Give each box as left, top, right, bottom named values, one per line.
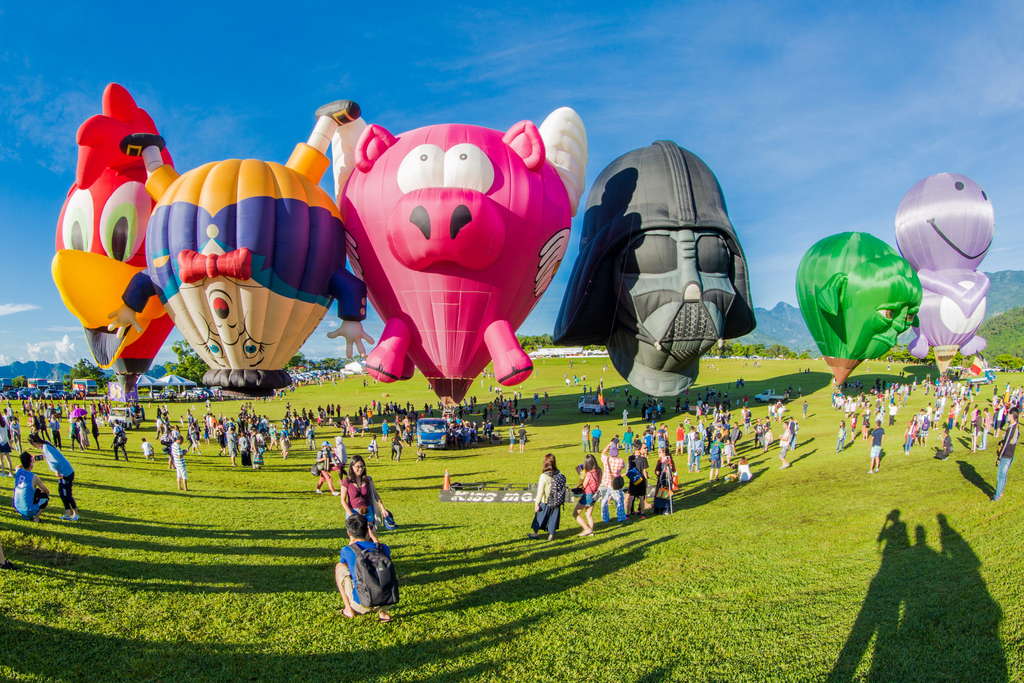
left=51, top=83, right=174, bottom=394
left=895, top=173, right=994, bottom=372
left=107, top=101, right=372, bottom=395
left=796, top=232, right=922, bottom=383
left=554, top=141, right=756, bottom=396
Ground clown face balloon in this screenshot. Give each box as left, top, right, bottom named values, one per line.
left=895, top=173, right=994, bottom=370
left=796, top=232, right=922, bottom=383
left=109, top=104, right=369, bottom=395
left=554, top=141, right=755, bottom=396
left=335, top=108, right=587, bottom=402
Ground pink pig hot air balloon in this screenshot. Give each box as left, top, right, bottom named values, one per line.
left=332, top=109, right=587, bottom=402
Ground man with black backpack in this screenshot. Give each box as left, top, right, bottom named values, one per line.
left=335, top=514, right=399, bottom=621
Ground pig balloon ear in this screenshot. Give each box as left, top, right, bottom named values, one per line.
left=355, top=124, right=398, bottom=173
left=502, top=120, right=545, bottom=171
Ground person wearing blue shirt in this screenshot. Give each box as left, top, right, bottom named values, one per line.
left=335, top=514, right=393, bottom=622
left=29, top=433, right=78, bottom=521
left=13, top=452, right=50, bottom=521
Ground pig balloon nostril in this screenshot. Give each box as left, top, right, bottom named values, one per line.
left=409, top=206, right=431, bottom=239
left=450, top=205, right=472, bottom=239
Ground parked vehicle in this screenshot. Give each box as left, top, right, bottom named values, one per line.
left=754, top=390, right=786, bottom=402
left=577, top=394, right=613, bottom=414
left=416, top=418, right=448, bottom=449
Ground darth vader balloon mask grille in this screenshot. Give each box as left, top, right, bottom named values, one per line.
left=555, top=141, right=755, bottom=396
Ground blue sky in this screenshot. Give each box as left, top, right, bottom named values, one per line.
left=1, top=1, right=1022, bottom=365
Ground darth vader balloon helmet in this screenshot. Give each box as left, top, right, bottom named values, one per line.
left=556, top=141, right=754, bottom=396
left=613, top=225, right=739, bottom=367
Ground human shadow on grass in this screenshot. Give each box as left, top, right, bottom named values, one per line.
left=673, top=469, right=767, bottom=510
left=400, top=528, right=644, bottom=588
left=18, top=518, right=454, bottom=561
left=80, top=481, right=306, bottom=501
left=789, top=448, right=819, bottom=466
left=403, top=532, right=674, bottom=617
left=828, top=510, right=1006, bottom=682
left=956, top=460, right=995, bottom=499
left=65, top=509, right=455, bottom=543
left=0, top=612, right=543, bottom=680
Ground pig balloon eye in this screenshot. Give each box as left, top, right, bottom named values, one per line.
left=397, top=144, right=444, bottom=193
left=444, top=143, right=494, bottom=193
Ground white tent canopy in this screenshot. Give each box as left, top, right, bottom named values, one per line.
left=135, top=375, right=158, bottom=387
left=156, top=374, right=197, bottom=387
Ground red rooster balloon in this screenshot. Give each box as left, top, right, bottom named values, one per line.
left=51, top=83, right=174, bottom=394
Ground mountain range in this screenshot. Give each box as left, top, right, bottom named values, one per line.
left=737, top=269, right=1024, bottom=352
left=0, top=362, right=169, bottom=381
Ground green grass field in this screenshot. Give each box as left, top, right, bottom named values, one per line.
left=0, top=357, right=1021, bottom=681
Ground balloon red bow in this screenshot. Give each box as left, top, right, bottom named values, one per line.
left=177, top=248, right=253, bottom=284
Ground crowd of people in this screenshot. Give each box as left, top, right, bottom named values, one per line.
left=1, top=367, right=1018, bottom=630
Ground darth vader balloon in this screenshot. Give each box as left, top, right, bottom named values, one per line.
left=554, top=141, right=755, bottom=396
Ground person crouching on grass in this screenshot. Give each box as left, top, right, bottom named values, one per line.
left=12, top=452, right=49, bottom=522
left=28, top=433, right=78, bottom=521
left=335, top=513, right=395, bottom=622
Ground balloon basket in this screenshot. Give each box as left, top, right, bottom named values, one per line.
left=933, top=345, right=959, bottom=374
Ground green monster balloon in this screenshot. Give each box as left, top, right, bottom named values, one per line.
left=796, top=232, right=922, bottom=383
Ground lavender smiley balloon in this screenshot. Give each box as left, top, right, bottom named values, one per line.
left=894, top=173, right=995, bottom=371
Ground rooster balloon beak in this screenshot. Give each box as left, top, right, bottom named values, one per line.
left=51, top=250, right=162, bottom=368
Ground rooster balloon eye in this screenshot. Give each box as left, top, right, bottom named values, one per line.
left=954, top=181, right=965, bottom=191
left=99, top=182, right=149, bottom=262
left=60, top=189, right=94, bottom=253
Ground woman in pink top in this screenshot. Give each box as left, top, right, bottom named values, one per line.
left=340, top=456, right=389, bottom=544
left=573, top=454, right=601, bottom=537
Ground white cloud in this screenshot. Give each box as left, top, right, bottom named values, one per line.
left=0, top=303, right=39, bottom=316
left=0, top=354, right=10, bottom=365
left=26, top=334, right=77, bottom=364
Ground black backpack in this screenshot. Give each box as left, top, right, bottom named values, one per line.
left=354, top=544, right=400, bottom=607
left=547, top=471, right=569, bottom=506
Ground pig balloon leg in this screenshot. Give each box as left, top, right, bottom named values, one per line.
left=485, top=319, right=533, bottom=385
left=365, top=317, right=415, bottom=382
